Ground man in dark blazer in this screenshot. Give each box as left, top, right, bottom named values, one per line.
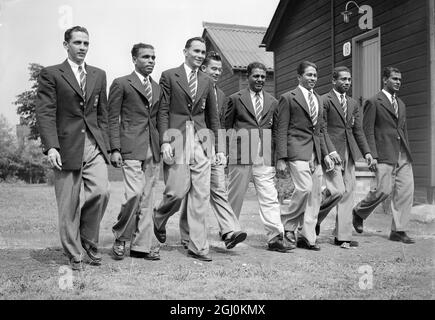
left=225, top=62, right=292, bottom=253
left=275, top=61, right=334, bottom=251
left=316, top=66, right=374, bottom=248
left=35, top=26, right=110, bottom=271
left=179, top=51, right=247, bottom=250
left=153, top=37, right=224, bottom=262
left=108, top=43, right=161, bottom=261
left=352, top=67, right=415, bottom=244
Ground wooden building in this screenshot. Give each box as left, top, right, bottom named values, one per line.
left=262, top=0, right=435, bottom=203
left=202, top=22, right=275, bottom=97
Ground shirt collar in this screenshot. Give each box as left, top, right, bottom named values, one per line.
left=249, top=89, right=263, bottom=100
left=382, top=89, right=394, bottom=103
left=298, top=84, right=313, bottom=96
left=67, top=58, right=86, bottom=74
left=184, top=63, right=198, bottom=78
left=333, top=88, right=346, bottom=100
left=134, top=70, right=149, bottom=83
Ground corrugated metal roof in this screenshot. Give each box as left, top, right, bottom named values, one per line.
left=203, top=22, right=274, bottom=71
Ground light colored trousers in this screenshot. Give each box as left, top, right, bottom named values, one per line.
left=154, top=139, right=211, bottom=256
left=54, top=132, right=110, bottom=262
left=179, top=163, right=242, bottom=243
left=227, top=159, right=284, bottom=242
left=353, top=146, right=414, bottom=232
left=281, top=156, right=323, bottom=246
left=112, top=146, right=159, bottom=253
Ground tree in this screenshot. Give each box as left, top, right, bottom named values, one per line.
left=14, top=63, right=44, bottom=140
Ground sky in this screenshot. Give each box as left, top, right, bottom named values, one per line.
left=0, top=0, right=280, bottom=127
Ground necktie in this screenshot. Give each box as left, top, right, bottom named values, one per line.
left=143, top=77, right=152, bottom=107
left=188, top=70, right=197, bottom=102
left=214, top=85, right=219, bottom=114
left=78, top=65, right=86, bottom=99
left=391, top=94, right=399, bottom=118
left=254, top=92, right=263, bottom=123
left=308, top=91, right=317, bottom=125
left=340, top=94, right=347, bottom=119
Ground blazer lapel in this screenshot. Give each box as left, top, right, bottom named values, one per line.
left=239, top=88, right=257, bottom=120
left=175, top=65, right=192, bottom=101
left=193, top=71, right=207, bottom=108
left=329, top=90, right=346, bottom=123
left=85, top=65, right=97, bottom=105
left=378, top=91, right=398, bottom=119
left=128, top=71, right=147, bottom=98
left=59, top=60, right=83, bottom=99
left=293, top=87, right=310, bottom=116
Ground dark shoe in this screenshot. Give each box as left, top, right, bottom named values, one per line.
left=112, top=239, right=126, bottom=260
left=152, top=212, right=166, bottom=243
left=284, top=230, right=297, bottom=246
left=315, top=224, right=320, bottom=236
left=268, top=234, right=294, bottom=252
left=334, top=237, right=359, bottom=248
left=187, top=250, right=212, bottom=262
left=297, top=237, right=321, bottom=251
left=181, top=241, right=189, bottom=250
left=352, top=210, right=364, bottom=233
left=224, top=231, right=247, bottom=249
left=82, top=242, right=102, bottom=265
left=389, top=231, right=415, bottom=244
left=70, top=259, right=85, bottom=271
left=130, top=250, right=161, bottom=260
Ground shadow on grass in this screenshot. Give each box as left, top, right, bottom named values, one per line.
left=29, top=247, right=67, bottom=266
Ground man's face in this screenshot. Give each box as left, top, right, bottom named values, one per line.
left=248, top=68, right=266, bottom=92
left=384, top=71, right=402, bottom=93
left=64, top=31, right=89, bottom=65
left=333, top=71, right=351, bottom=94
left=201, top=59, right=222, bottom=83
left=184, top=40, right=206, bottom=70
left=133, top=48, right=156, bottom=77
left=298, top=66, right=317, bottom=90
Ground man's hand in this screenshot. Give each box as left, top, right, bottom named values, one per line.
left=215, top=152, right=226, bottom=165
left=161, top=143, right=174, bottom=165
left=329, top=151, right=342, bottom=166
left=276, top=159, right=287, bottom=172
left=47, top=148, right=62, bottom=170
left=110, top=151, right=123, bottom=168
left=324, top=154, right=334, bottom=172
left=366, top=153, right=377, bottom=172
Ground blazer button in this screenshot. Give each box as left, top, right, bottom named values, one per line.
left=188, top=104, right=192, bottom=107
left=397, top=136, right=401, bottom=140
left=80, top=102, right=84, bottom=106
left=81, top=129, right=85, bottom=133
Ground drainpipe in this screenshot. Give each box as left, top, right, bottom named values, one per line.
left=331, top=0, right=335, bottom=71
left=429, top=0, right=435, bottom=203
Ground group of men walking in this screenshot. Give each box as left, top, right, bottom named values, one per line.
left=35, top=26, right=416, bottom=271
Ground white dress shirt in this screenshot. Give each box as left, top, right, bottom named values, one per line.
left=67, top=58, right=86, bottom=87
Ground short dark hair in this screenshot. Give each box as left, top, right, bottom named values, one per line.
left=64, top=26, right=89, bottom=42
left=297, top=61, right=317, bottom=76
left=332, top=66, right=351, bottom=80
left=247, top=62, right=267, bottom=76
left=383, top=66, right=401, bottom=79
left=131, top=43, right=155, bottom=58
left=185, top=37, right=205, bottom=49
left=202, top=51, right=222, bottom=67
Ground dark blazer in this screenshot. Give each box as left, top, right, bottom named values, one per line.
left=108, top=72, right=160, bottom=162
left=157, top=64, right=221, bottom=155
left=363, top=91, right=412, bottom=164
left=225, top=88, right=278, bottom=165
left=216, top=86, right=228, bottom=128
left=322, top=90, right=371, bottom=163
left=36, top=60, right=109, bottom=170
left=274, top=86, right=328, bottom=163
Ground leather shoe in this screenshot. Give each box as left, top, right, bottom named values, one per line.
left=70, top=259, right=85, bottom=271
left=187, top=250, right=212, bottom=262
left=334, top=237, right=359, bottom=247
left=82, top=242, right=102, bottom=264
left=130, top=250, right=161, bottom=260
left=112, top=239, right=126, bottom=260
left=224, top=231, right=247, bottom=249
left=181, top=241, right=189, bottom=250
left=297, top=237, right=320, bottom=251
left=315, top=224, right=320, bottom=236
left=284, top=230, right=297, bottom=247
left=268, top=234, right=294, bottom=252
left=389, top=231, right=415, bottom=244
left=152, top=212, right=166, bottom=243
left=352, top=210, right=364, bottom=233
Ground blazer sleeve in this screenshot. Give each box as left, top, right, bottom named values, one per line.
left=157, top=71, right=171, bottom=146
left=96, top=71, right=110, bottom=153
left=352, top=101, right=371, bottom=156
left=321, top=100, right=336, bottom=154
left=224, top=95, right=236, bottom=130
left=107, top=78, right=123, bottom=152
left=363, top=98, right=378, bottom=159
left=35, top=67, right=59, bottom=155
left=275, top=95, right=290, bottom=161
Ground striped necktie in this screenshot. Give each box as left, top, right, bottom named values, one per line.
left=308, top=91, right=317, bottom=125
left=340, top=94, right=347, bottom=119
left=143, top=77, right=152, bottom=107
left=188, top=70, right=197, bottom=102
left=391, top=94, right=399, bottom=118
left=78, top=65, right=86, bottom=99
left=254, top=92, right=263, bottom=123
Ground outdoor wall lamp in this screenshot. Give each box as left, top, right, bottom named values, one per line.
left=341, top=1, right=365, bottom=23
